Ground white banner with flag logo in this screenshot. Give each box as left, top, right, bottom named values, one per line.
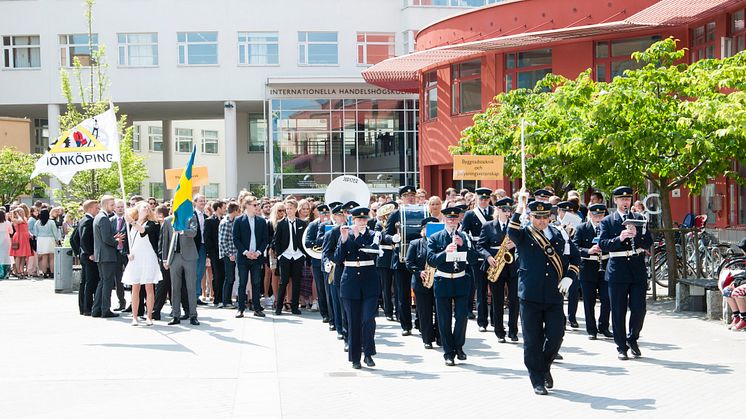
left=30, top=105, right=120, bottom=184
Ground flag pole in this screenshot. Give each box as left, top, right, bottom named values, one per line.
left=520, top=117, right=526, bottom=193
left=112, top=103, right=132, bottom=244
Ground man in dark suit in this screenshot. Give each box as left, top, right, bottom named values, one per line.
left=91, top=195, right=122, bottom=318
left=477, top=197, right=519, bottom=342
left=304, top=203, right=330, bottom=322
left=232, top=196, right=269, bottom=318
left=385, top=186, right=418, bottom=336
left=573, top=203, right=613, bottom=340
left=599, top=186, right=653, bottom=360
left=272, top=199, right=307, bottom=315
left=160, top=211, right=200, bottom=326
left=193, top=194, right=208, bottom=304
left=508, top=198, right=580, bottom=395
left=334, top=206, right=382, bottom=369
left=110, top=199, right=129, bottom=312
left=406, top=217, right=440, bottom=349
left=204, top=200, right=225, bottom=307
left=78, top=200, right=99, bottom=316
left=427, top=207, right=477, bottom=366
left=153, top=207, right=189, bottom=321
left=464, top=187, right=495, bottom=328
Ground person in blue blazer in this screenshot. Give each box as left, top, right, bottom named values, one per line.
left=232, top=196, right=269, bottom=318
left=599, top=186, right=653, bottom=360
left=334, top=207, right=382, bottom=369
left=508, top=198, right=580, bottom=395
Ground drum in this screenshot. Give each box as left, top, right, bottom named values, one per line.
left=399, top=204, right=429, bottom=262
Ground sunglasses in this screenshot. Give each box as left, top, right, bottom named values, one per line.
left=500, top=207, right=512, bottom=212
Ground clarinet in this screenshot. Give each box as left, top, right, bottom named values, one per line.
left=625, top=209, right=636, bottom=253
left=451, top=230, right=459, bottom=270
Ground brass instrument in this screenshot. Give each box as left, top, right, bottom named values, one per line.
left=423, top=264, right=436, bottom=288
left=487, top=234, right=514, bottom=282
left=398, top=205, right=429, bottom=263
left=301, top=226, right=323, bottom=260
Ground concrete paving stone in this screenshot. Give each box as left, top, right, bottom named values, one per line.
left=0, top=278, right=743, bottom=418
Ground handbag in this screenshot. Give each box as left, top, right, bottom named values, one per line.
left=11, top=242, right=20, bottom=250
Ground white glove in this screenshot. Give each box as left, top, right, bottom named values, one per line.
left=558, top=277, right=573, bottom=294
left=323, top=261, right=333, bottom=273
left=392, top=233, right=401, bottom=243
left=373, top=231, right=381, bottom=245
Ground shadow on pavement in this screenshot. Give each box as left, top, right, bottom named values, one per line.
left=85, top=342, right=195, bottom=354
left=633, top=357, right=733, bottom=374
left=556, top=362, right=629, bottom=376
left=550, top=389, right=656, bottom=412
left=374, top=351, right=424, bottom=364
left=456, top=362, right=527, bottom=379
left=366, top=368, right=440, bottom=380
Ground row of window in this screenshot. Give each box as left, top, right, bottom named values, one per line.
left=148, top=182, right=221, bottom=200
left=2, top=31, right=396, bottom=69
left=133, top=126, right=219, bottom=154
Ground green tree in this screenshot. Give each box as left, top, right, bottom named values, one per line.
left=453, top=38, right=746, bottom=290
left=51, top=0, right=147, bottom=207
left=0, top=147, right=45, bottom=205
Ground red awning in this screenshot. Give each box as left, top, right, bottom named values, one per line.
left=362, top=0, right=743, bottom=92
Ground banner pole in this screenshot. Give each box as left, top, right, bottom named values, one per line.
left=520, top=118, right=526, bottom=193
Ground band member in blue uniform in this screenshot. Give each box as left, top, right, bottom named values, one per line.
left=334, top=207, right=382, bottom=369
left=573, top=203, right=613, bottom=340
left=322, top=204, right=348, bottom=341
left=477, top=197, right=519, bottom=342
left=509, top=198, right=580, bottom=395
left=427, top=206, right=477, bottom=366
left=557, top=200, right=582, bottom=328
left=599, top=186, right=653, bottom=360
left=462, top=187, right=495, bottom=330
left=305, top=204, right=330, bottom=323
left=375, top=202, right=398, bottom=322
left=385, top=185, right=417, bottom=336
left=406, top=216, right=441, bottom=349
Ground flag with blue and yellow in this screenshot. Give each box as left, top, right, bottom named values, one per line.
left=172, top=145, right=196, bottom=231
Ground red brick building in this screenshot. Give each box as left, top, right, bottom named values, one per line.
left=363, top=0, right=746, bottom=237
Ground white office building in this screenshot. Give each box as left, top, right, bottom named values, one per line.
left=0, top=0, right=502, bottom=199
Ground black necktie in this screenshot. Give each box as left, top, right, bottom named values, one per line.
left=175, top=228, right=181, bottom=253
left=595, top=226, right=600, bottom=236
left=290, top=221, right=297, bottom=250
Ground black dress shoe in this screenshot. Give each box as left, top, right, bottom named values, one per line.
left=424, top=343, right=433, bottom=349
left=456, top=349, right=467, bottom=360
left=122, top=306, right=132, bottom=313
left=337, top=333, right=345, bottom=340
left=168, top=318, right=180, bottom=325
left=618, top=351, right=629, bottom=360
left=402, top=329, right=411, bottom=336
left=364, top=355, right=375, bottom=367
left=509, top=334, right=519, bottom=342
left=385, top=316, right=394, bottom=321
left=291, top=309, right=302, bottom=315
left=91, top=312, right=102, bottom=318
left=352, top=362, right=361, bottom=369
left=544, top=372, right=554, bottom=389
left=467, top=312, right=476, bottom=320
left=601, top=330, right=614, bottom=338
left=344, top=343, right=349, bottom=352
left=235, top=311, right=244, bottom=318
left=180, top=314, right=189, bottom=320
left=190, top=317, right=200, bottom=326
left=274, top=310, right=282, bottom=315
left=479, top=326, right=487, bottom=333
left=102, top=312, right=119, bottom=318
left=83, top=312, right=92, bottom=316
left=497, top=337, right=507, bottom=343
left=113, top=305, right=125, bottom=312
left=254, top=310, right=266, bottom=317
left=588, top=334, right=597, bottom=340
left=569, top=320, right=579, bottom=328
left=152, top=312, right=161, bottom=321
left=533, top=385, right=548, bottom=395
left=445, top=358, right=455, bottom=366
left=322, top=317, right=329, bottom=323
left=329, top=324, right=336, bottom=331
left=629, top=341, right=642, bottom=358
left=196, top=300, right=207, bottom=306
left=554, top=353, right=563, bottom=360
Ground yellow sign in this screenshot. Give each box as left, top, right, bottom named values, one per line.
left=164, top=166, right=209, bottom=189
left=453, top=155, right=504, bottom=180
left=49, top=126, right=108, bottom=153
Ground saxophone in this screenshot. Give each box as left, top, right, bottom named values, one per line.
left=423, top=264, right=436, bottom=289
left=487, top=234, right=514, bottom=282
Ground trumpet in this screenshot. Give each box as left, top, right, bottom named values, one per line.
left=487, top=234, right=514, bottom=282
left=423, top=264, right=436, bottom=288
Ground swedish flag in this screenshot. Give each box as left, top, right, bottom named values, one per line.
left=172, top=145, right=196, bottom=231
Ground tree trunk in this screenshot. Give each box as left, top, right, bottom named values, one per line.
left=658, top=187, right=678, bottom=298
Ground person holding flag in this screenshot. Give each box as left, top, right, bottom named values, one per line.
left=159, top=145, right=200, bottom=326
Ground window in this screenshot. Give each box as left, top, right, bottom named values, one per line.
left=148, top=126, right=162, bottom=152
left=730, top=10, right=746, bottom=55
left=424, top=71, right=437, bottom=120
left=2, top=35, right=40, bottom=68
left=33, top=119, right=48, bottom=154
left=249, top=113, right=266, bottom=152
left=357, top=32, right=395, bottom=65
left=204, top=183, right=220, bottom=199
left=149, top=182, right=164, bottom=200
left=238, top=32, right=279, bottom=65
left=402, top=30, right=418, bottom=54
left=59, top=34, right=98, bottom=67
left=132, top=125, right=141, bottom=151
left=177, top=31, right=218, bottom=65
left=451, top=60, right=481, bottom=114
left=175, top=128, right=193, bottom=153
left=298, top=32, right=338, bottom=65
left=117, top=33, right=158, bottom=66
left=594, top=36, right=660, bottom=82
left=504, top=48, right=552, bottom=92
left=692, top=22, right=717, bottom=62
left=201, top=129, right=218, bottom=154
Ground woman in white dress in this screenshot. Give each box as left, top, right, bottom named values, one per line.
left=122, top=202, right=161, bottom=326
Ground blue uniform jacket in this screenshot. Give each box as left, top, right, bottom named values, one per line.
left=461, top=206, right=494, bottom=243
left=333, top=228, right=382, bottom=300
left=322, top=224, right=343, bottom=286
left=374, top=220, right=396, bottom=269
left=426, top=229, right=477, bottom=298
left=406, top=237, right=432, bottom=294
left=305, top=219, right=323, bottom=267
left=573, top=221, right=607, bottom=281
left=507, top=213, right=580, bottom=304
left=598, top=211, right=653, bottom=284
left=476, top=218, right=518, bottom=276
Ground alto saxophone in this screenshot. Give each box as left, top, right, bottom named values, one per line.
left=423, top=264, right=436, bottom=289
left=487, top=234, right=514, bottom=282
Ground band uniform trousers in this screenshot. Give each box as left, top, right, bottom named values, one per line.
left=435, top=291, right=469, bottom=360
left=395, top=266, right=413, bottom=331
left=92, top=262, right=117, bottom=315
left=492, top=269, right=519, bottom=339
left=378, top=267, right=395, bottom=318
left=170, top=253, right=198, bottom=319
left=414, top=289, right=439, bottom=345
left=474, top=267, right=492, bottom=328
left=580, top=268, right=610, bottom=335
left=520, top=299, right=564, bottom=387
left=608, top=280, right=646, bottom=352
left=311, top=262, right=329, bottom=319
left=566, top=277, right=581, bottom=323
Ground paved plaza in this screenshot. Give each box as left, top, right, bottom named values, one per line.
left=0, top=278, right=743, bottom=418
